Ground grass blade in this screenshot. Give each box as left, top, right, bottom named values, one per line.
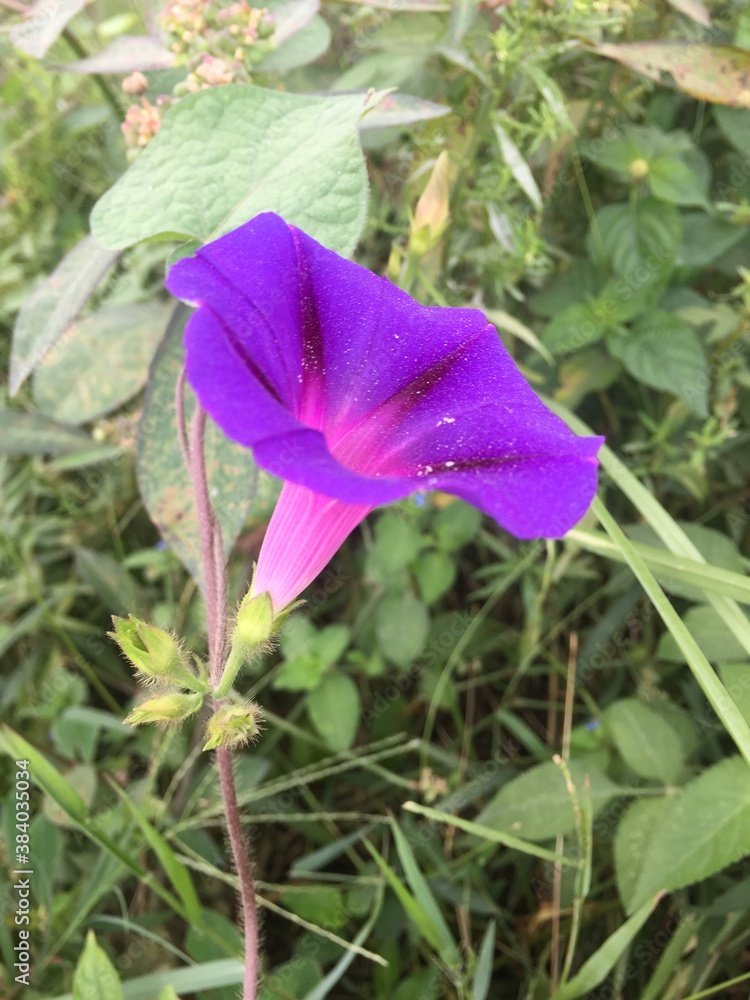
left=567, top=528, right=750, bottom=606
left=391, top=819, right=461, bottom=966
left=402, top=800, right=579, bottom=865
left=593, top=499, right=750, bottom=766
left=551, top=401, right=750, bottom=660
left=553, top=895, right=660, bottom=999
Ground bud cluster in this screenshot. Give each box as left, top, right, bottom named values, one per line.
left=110, top=616, right=209, bottom=729
left=121, top=0, right=276, bottom=153
left=121, top=97, right=172, bottom=152
left=110, top=585, right=292, bottom=750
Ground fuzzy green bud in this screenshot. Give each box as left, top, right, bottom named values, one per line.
left=236, top=591, right=275, bottom=649
left=203, top=701, right=261, bottom=751
left=110, top=616, right=207, bottom=694
left=125, top=692, right=204, bottom=728
left=410, top=151, right=450, bottom=256
left=215, top=592, right=275, bottom=697
left=629, top=157, right=649, bottom=181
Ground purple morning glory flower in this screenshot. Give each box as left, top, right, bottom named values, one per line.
left=166, top=213, right=603, bottom=613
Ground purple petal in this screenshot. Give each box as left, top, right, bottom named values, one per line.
left=167, top=212, right=603, bottom=553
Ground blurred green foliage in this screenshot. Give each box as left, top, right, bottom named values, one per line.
left=3, top=1, right=750, bottom=998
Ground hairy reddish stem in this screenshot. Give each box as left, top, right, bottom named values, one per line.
left=183, top=380, right=259, bottom=1000
left=217, top=744, right=260, bottom=999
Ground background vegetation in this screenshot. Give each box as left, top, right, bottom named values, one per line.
left=2, top=0, right=750, bottom=997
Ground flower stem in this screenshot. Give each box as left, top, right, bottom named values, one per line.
left=217, top=743, right=260, bottom=998
left=183, top=380, right=259, bottom=1000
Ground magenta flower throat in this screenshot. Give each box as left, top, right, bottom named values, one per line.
left=166, top=212, right=603, bottom=613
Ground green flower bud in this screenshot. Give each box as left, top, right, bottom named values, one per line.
left=236, top=591, right=275, bottom=649
left=411, top=150, right=450, bottom=252
left=629, top=157, right=649, bottom=181
left=203, top=701, right=261, bottom=751
left=215, top=592, right=275, bottom=697
left=109, top=616, right=207, bottom=694
left=125, top=692, right=204, bottom=728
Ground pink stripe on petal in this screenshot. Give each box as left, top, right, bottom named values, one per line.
left=251, top=481, right=372, bottom=613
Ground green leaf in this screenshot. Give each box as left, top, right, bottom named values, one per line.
left=73, top=932, right=123, bottom=1000
left=33, top=303, right=172, bottom=424
left=364, top=839, right=447, bottom=954
left=307, top=673, right=361, bottom=751
left=713, top=105, right=750, bottom=155
left=91, top=86, right=369, bottom=256
left=553, top=896, right=659, bottom=999
left=555, top=349, right=621, bottom=408
left=474, top=757, right=625, bottom=841
left=544, top=302, right=609, bottom=356
left=113, top=783, right=202, bottom=925
left=618, top=757, right=750, bottom=913
left=604, top=698, right=685, bottom=783
left=359, top=92, right=451, bottom=130
left=376, top=592, right=429, bottom=667
left=10, top=0, right=87, bottom=58
left=261, top=958, right=322, bottom=1000
left=74, top=548, right=143, bottom=616
left=258, top=16, right=331, bottom=73
left=493, top=123, right=542, bottom=210
left=402, top=800, right=580, bottom=865
left=528, top=259, right=603, bottom=318
left=414, top=550, right=456, bottom=604
left=433, top=501, right=482, bottom=551
left=649, top=154, right=710, bottom=207
left=658, top=604, right=749, bottom=664
left=594, top=275, right=659, bottom=324
left=594, top=198, right=681, bottom=277
left=719, top=663, right=750, bottom=728
left=486, top=308, right=555, bottom=366
left=42, top=763, right=97, bottom=828
left=314, top=624, right=351, bottom=667
left=625, top=521, right=747, bottom=603
left=53, top=961, right=246, bottom=1000
left=301, top=884, right=385, bottom=1000
left=274, top=654, right=328, bottom=691
left=591, top=497, right=750, bottom=767
left=281, top=886, right=347, bottom=930
left=137, top=305, right=258, bottom=584
left=156, top=989, right=180, bottom=1000
left=0, top=727, right=89, bottom=824
left=9, top=234, right=118, bottom=396
left=393, top=969, right=441, bottom=1000
left=275, top=624, right=350, bottom=691
left=61, top=34, right=174, bottom=73
left=608, top=311, right=708, bottom=415
left=580, top=128, right=651, bottom=179
left=614, top=797, right=673, bottom=912
left=0, top=408, right=91, bottom=456
left=665, top=0, right=710, bottom=24
left=678, top=212, right=749, bottom=269
left=568, top=528, right=750, bottom=605
left=595, top=41, right=750, bottom=108
left=391, top=820, right=460, bottom=966
left=550, top=404, right=750, bottom=759
left=471, top=920, right=496, bottom=1000
left=366, top=513, right=424, bottom=581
